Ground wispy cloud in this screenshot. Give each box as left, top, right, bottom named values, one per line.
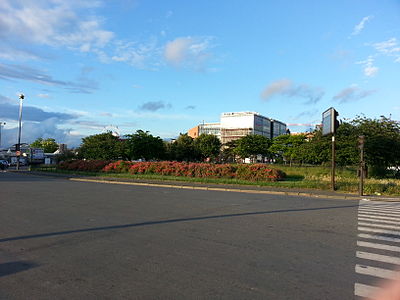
left=0, top=63, right=98, bottom=93
left=356, top=56, right=379, bottom=77
left=139, top=101, right=172, bottom=112
left=261, top=79, right=325, bottom=104
left=351, top=16, right=373, bottom=36
left=372, top=38, right=400, bottom=63
left=332, top=85, right=376, bottom=103
left=164, top=36, right=215, bottom=70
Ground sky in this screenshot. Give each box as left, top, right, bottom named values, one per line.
left=0, top=0, right=399, bottom=148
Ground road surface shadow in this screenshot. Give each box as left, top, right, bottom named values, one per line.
left=0, top=203, right=359, bottom=243
left=0, top=261, right=38, bottom=277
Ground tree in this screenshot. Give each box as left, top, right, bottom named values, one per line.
left=234, top=134, right=271, bottom=162
left=78, top=132, right=125, bottom=160
left=125, top=130, right=166, bottom=161
left=221, top=140, right=238, bottom=163
left=351, top=116, right=400, bottom=176
left=167, top=133, right=200, bottom=162
left=30, top=138, right=59, bottom=153
left=269, top=134, right=307, bottom=165
left=194, top=134, right=221, bottom=161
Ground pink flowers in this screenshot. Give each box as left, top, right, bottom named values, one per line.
left=101, top=161, right=286, bottom=181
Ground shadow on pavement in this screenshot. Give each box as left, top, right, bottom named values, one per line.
left=0, top=203, right=359, bottom=243
left=0, top=261, right=38, bottom=277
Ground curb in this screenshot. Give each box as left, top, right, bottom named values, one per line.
left=69, top=177, right=362, bottom=201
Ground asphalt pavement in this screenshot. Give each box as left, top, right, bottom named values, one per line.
left=0, top=171, right=373, bottom=299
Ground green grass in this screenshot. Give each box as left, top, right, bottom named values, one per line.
left=31, top=164, right=400, bottom=196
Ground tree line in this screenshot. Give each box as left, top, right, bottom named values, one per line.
left=36, top=115, right=400, bottom=178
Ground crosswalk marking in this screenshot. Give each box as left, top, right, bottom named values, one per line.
left=358, top=222, right=400, bottom=230
left=357, top=251, right=400, bottom=265
left=358, top=217, right=400, bottom=225
left=358, top=233, right=400, bottom=243
left=358, top=211, right=400, bottom=218
left=358, top=214, right=400, bottom=221
left=358, top=226, right=400, bottom=236
left=355, top=264, right=398, bottom=280
left=355, top=200, right=400, bottom=298
left=357, top=240, right=400, bottom=252
left=354, top=283, right=381, bottom=298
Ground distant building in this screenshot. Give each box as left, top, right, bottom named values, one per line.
left=188, top=111, right=287, bottom=144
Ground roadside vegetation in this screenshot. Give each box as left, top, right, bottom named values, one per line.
left=31, top=115, right=400, bottom=196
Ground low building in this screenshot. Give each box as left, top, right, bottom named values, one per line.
left=188, top=112, right=287, bottom=144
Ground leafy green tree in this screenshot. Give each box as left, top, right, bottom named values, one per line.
left=30, top=138, right=59, bottom=153
left=125, top=130, right=166, bottom=161
left=221, top=140, right=238, bottom=163
left=167, top=133, right=200, bottom=161
left=352, top=116, right=400, bottom=176
left=269, top=134, right=307, bottom=165
left=78, top=132, right=125, bottom=160
left=194, top=134, right=221, bottom=161
left=234, top=134, right=271, bottom=162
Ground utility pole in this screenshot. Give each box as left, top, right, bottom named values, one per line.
left=16, top=94, right=24, bottom=170
left=0, top=122, right=5, bottom=149
left=359, top=135, right=365, bottom=196
left=331, top=135, right=336, bottom=191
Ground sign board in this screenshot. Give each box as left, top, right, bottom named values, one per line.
left=31, top=148, right=44, bottom=160
left=322, top=107, right=339, bottom=136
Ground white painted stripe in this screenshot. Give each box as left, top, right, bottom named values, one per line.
left=357, top=251, right=400, bottom=265
left=354, top=283, right=381, bottom=298
left=360, top=207, right=400, bottom=211
left=358, top=217, right=400, bottom=225
left=358, top=211, right=400, bottom=218
left=359, top=208, right=400, bottom=214
left=356, top=264, right=399, bottom=280
left=357, top=240, right=400, bottom=252
left=358, top=214, right=400, bottom=221
left=358, top=226, right=400, bottom=236
left=360, top=203, right=400, bottom=207
left=359, top=222, right=400, bottom=230
left=358, top=233, right=400, bottom=243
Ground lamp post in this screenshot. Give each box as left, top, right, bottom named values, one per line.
left=16, top=94, right=24, bottom=170
left=0, top=122, right=5, bottom=149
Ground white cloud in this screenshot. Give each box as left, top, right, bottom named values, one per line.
left=351, top=16, right=373, bottom=36
left=261, top=79, right=325, bottom=104
left=372, top=38, right=400, bottom=63
left=356, top=56, right=379, bottom=77
left=164, top=36, right=214, bottom=70
left=0, top=0, right=114, bottom=59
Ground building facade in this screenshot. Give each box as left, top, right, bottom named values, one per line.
left=188, top=112, right=287, bottom=144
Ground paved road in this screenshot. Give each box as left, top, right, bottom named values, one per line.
left=0, top=171, right=376, bottom=299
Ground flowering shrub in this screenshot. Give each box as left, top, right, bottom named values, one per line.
left=102, top=161, right=286, bottom=181
left=58, top=160, right=111, bottom=172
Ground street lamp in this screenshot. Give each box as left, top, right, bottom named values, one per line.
left=0, top=122, right=5, bottom=149
left=16, top=93, right=24, bottom=170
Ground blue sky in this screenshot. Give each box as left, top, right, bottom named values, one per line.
left=0, top=0, right=399, bottom=147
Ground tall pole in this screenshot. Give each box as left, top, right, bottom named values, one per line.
left=16, top=94, right=24, bottom=170
left=0, top=122, right=5, bottom=149
left=359, top=135, right=365, bottom=196
left=331, top=134, right=336, bottom=191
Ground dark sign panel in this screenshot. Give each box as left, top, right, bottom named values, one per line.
left=322, top=107, right=339, bottom=136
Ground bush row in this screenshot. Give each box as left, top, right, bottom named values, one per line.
left=102, top=160, right=286, bottom=181
left=58, top=160, right=111, bottom=172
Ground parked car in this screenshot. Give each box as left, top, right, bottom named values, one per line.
left=0, top=160, right=9, bottom=170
